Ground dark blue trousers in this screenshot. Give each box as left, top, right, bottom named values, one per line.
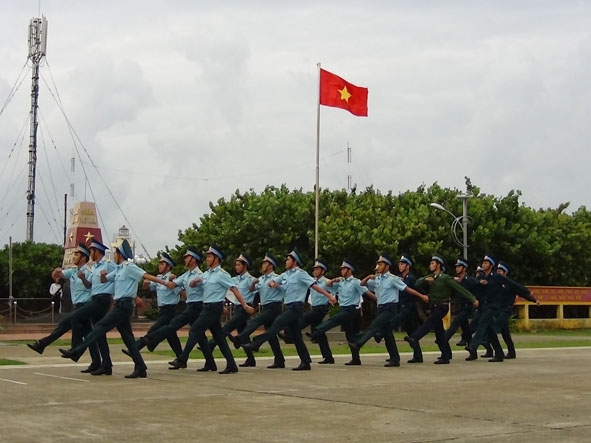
left=145, top=302, right=202, bottom=347
left=314, top=306, right=359, bottom=361
left=180, top=302, right=236, bottom=369
left=236, top=302, right=284, bottom=364
left=74, top=298, right=146, bottom=371
left=208, top=305, right=254, bottom=363
left=353, top=303, right=399, bottom=361
left=141, top=304, right=183, bottom=357
left=410, top=303, right=451, bottom=360
left=70, top=293, right=112, bottom=368
left=38, top=302, right=101, bottom=367
left=252, top=302, right=311, bottom=365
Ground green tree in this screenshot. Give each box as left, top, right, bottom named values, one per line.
left=170, top=182, right=591, bottom=286
left=0, top=242, right=64, bottom=300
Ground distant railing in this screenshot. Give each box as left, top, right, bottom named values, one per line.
left=0, top=297, right=60, bottom=324
left=0, top=297, right=242, bottom=325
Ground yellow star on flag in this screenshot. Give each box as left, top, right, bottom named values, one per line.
left=84, top=231, right=94, bottom=243
left=68, top=231, right=74, bottom=242
left=338, top=86, right=352, bottom=103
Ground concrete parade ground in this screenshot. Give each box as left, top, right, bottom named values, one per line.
left=0, top=339, right=590, bottom=443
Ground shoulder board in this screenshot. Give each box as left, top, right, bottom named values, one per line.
left=105, top=259, right=111, bottom=263
left=123, top=261, right=130, bottom=266
left=221, top=268, right=229, bottom=274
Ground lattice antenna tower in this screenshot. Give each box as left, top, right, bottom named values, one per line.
left=25, top=15, right=48, bottom=241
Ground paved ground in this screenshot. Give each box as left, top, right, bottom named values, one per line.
left=1, top=340, right=590, bottom=443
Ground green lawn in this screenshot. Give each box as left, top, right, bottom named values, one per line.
left=0, top=359, right=25, bottom=365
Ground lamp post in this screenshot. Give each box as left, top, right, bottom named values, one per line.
left=429, top=193, right=471, bottom=259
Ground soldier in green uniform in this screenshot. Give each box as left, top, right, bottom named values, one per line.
left=404, top=255, right=479, bottom=364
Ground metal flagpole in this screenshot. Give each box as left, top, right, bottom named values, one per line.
left=315, top=63, right=321, bottom=258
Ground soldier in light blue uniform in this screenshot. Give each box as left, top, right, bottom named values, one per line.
left=60, top=239, right=170, bottom=379
left=242, top=248, right=336, bottom=371
left=140, top=246, right=205, bottom=367
left=230, top=252, right=286, bottom=369
left=26, top=243, right=101, bottom=372
left=207, top=253, right=256, bottom=367
left=139, top=252, right=183, bottom=358
left=299, top=258, right=337, bottom=364
left=169, top=245, right=255, bottom=373
left=311, top=258, right=373, bottom=365
left=67, top=239, right=116, bottom=375
left=349, top=253, right=428, bottom=365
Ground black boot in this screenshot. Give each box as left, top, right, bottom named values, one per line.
left=125, top=368, right=147, bottom=378
left=465, top=346, right=478, bottom=361
left=27, top=341, right=45, bottom=355
left=292, top=362, right=311, bottom=371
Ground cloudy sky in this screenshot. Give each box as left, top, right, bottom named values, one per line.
left=1, top=1, right=590, bottom=257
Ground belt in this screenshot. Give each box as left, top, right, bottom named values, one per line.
left=262, top=301, right=282, bottom=307
left=114, top=297, right=134, bottom=305
left=431, top=301, right=449, bottom=308
left=92, top=293, right=111, bottom=300
left=377, top=302, right=397, bottom=308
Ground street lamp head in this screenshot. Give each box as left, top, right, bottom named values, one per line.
left=429, top=202, right=446, bottom=211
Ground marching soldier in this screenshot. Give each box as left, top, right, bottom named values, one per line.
left=241, top=248, right=336, bottom=371
left=168, top=245, right=255, bottom=373
left=310, top=258, right=372, bottom=365
left=229, top=252, right=286, bottom=369
left=26, top=243, right=102, bottom=372
left=445, top=256, right=480, bottom=347
left=207, top=253, right=256, bottom=367
left=140, top=246, right=205, bottom=366
left=60, top=240, right=169, bottom=378
left=139, top=252, right=183, bottom=358
left=405, top=255, right=478, bottom=364
left=349, top=253, right=427, bottom=365
left=495, top=260, right=540, bottom=359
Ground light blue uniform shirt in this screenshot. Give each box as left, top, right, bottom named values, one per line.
left=333, top=276, right=366, bottom=307
left=255, top=272, right=284, bottom=304
left=202, top=266, right=236, bottom=303
left=173, top=267, right=204, bottom=303
left=273, top=267, right=315, bottom=304
left=232, top=272, right=255, bottom=305
left=149, top=271, right=181, bottom=306
left=90, top=257, right=116, bottom=295
left=62, top=266, right=92, bottom=304
left=367, top=271, right=407, bottom=305
left=309, top=277, right=334, bottom=306
left=105, top=262, right=146, bottom=300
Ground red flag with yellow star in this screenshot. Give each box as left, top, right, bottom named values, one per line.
left=319, top=69, right=368, bottom=117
